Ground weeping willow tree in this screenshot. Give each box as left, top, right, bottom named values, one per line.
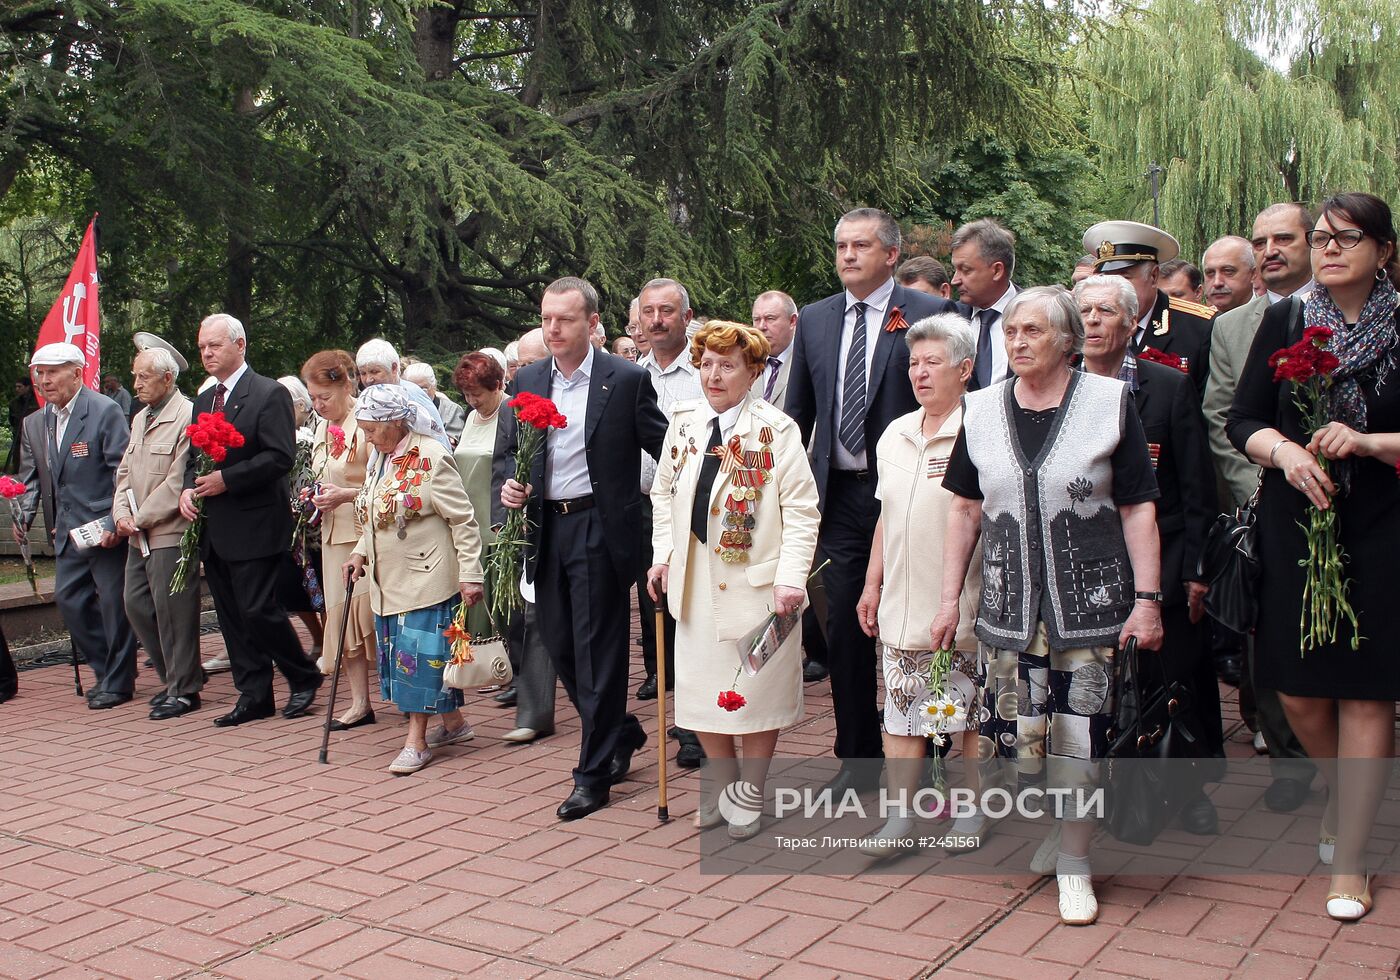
left=2, top=0, right=1082, bottom=364
left=1080, top=0, right=1400, bottom=262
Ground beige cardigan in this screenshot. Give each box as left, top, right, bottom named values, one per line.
left=353, top=433, right=483, bottom=616
left=311, top=412, right=367, bottom=548
left=112, top=390, right=194, bottom=550
left=651, top=395, right=820, bottom=639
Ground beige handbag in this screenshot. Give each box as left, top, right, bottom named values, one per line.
left=443, top=635, right=513, bottom=690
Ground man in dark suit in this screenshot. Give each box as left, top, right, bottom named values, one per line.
left=501, top=277, right=668, bottom=819
left=949, top=217, right=1019, bottom=390
left=1082, top=220, right=1215, bottom=395
left=177, top=313, right=320, bottom=727
left=784, top=207, right=955, bottom=788
left=15, top=343, right=137, bottom=707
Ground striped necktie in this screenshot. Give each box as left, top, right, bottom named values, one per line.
left=838, top=302, right=868, bottom=456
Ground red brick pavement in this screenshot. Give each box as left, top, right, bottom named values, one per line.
left=1, top=619, right=1396, bottom=978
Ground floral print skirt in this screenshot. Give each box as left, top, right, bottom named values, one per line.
left=881, top=644, right=986, bottom=739
left=376, top=597, right=465, bottom=715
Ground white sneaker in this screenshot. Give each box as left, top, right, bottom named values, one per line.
left=388, top=746, right=433, bottom=774
left=202, top=657, right=231, bottom=673
left=1252, top=731, right=1267, bottom=754
left=426, top=722, right=475, bottom=747
left=1030, top=822, right=1063, bottom=875
left=1057, top=873, right=1098, bottom=925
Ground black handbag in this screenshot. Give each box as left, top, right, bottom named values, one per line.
left=1196, top=482, right=1262, bottom=634
left=1103, top=638, right=1211, bottom=846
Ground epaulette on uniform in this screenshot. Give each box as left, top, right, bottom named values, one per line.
left=1168, top=295, right=1216, bottom=319
left=749, top=397, right=796, bottom=432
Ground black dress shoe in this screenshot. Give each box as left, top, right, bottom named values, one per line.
left=802, top=659, right=829, bottom=683
left=675, top=729, right=705, bottom=769
left=635, top=675, right=658, bottom=700
left=0, top=689, right=14, bottom=704
left=557, top=785, right=609, bottom=820
left=329, top=710, right=377, bottom=731
left=88, top=691, right=132, bottom=710
left=1179, top=793, right=1219, bottom=835
left=1214, top=654, right=1243, bottom=688
left=1264, top=776, right=1311, bottom=812
left=492, top=686, right=517, bottom=707
left=608, top=722, right=649, bottom=784
left=150, top=694, right=201, bottom=720
left=821, top=766, right=882, bottom=797
left=149, top=691, right=171, bottom=706
left=281, top=687, right=318, bottom=719
left=213, top=700, right=275, bottom=727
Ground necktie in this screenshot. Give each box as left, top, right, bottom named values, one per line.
left=690, top=418, right=723, bottom=543
left=838, top=302, right=868, bottom=456
left=212, top=383, right=226, bottom=414
left=975, top=308, right=998, bottom=388
left=763, top=357, right=782, bottom=401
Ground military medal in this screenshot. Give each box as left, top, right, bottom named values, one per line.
left=714, top=422, right=777, bottom=564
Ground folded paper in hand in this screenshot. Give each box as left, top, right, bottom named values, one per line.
left=68, top=515, right=115, bottom=552
left=737, top=609, right=801, bottom=677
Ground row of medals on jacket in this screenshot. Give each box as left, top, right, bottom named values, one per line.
left=673, top=423, right=776, bottom=565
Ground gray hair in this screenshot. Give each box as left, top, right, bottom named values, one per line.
left=835, top=207, right=901, bottom=249
left=950, top=217, right=1017, bottom=278
left=503, top=341, right=520, bottom=364
left=136, top=347, right=180, bottom=379
left=1202, top=235, right=1256, bottom=270
left=544, top=276, right=600, bottom=317
left=1073, top=274, right=1140, bottom=325
left=639, top=277, right=691, bottom=314
left=1255, top=202, right=1315, bottom=235
left=752, top=290, right=797, bottom=318
left=1005, top=285, right=1084, bottom=355
left=277, top=375, right=312, bottom=415
left=201, top=313, right=245, bottom=344
left=402, top=362, right=437, bottom=387
left=906, top=312, right=977, bottom=365
left=356, top=338, right=399, bottom=373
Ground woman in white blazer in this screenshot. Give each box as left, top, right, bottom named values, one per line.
left=647, top=321, right=820, bottom=838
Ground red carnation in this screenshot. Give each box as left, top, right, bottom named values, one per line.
left=1138, top=346, right=1188, bottom=374
left=717, top=690, right=747, bottom=712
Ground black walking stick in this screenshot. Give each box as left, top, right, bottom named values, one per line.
left=317, top=574, right=356, bottom=764
left=653, top=579, right=670, bottom=823
left=71, top=641, right=83, bottom=697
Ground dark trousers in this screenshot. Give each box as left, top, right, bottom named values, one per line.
left=536, top=507, right=635, bottom=789
left=0, top=621, right=15, bottom=698
left=635, top=498, right=676, bottom=684
left=55, top=544, right=137, bottom=696
left=516, top=601, right=558, bottom=732
left=124, top=546, right=203, bottom=698
left=1158, top=602, right=1225, bottom=757
left=1243, top=635, right=1315, bottom=781
left=203, top=548, right=318, bottom=706
left=819, top=470, right=884, bottom=760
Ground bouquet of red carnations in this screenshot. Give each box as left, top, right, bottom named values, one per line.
left=1267, top=325, right=1359, bottom=652
left=170, top=412, right=245, bottom=595
left=485, top=392, right=567, bottom=622
left=0, top=475, right=38, bottom=594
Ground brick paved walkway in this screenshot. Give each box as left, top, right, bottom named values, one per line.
left=2, top=621, right=1396, bottom=979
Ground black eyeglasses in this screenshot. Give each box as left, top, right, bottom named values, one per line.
left=1306, top=229, right=1367, bottom=250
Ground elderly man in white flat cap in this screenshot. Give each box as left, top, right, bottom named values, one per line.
left=113, top=334, right=204, bottom=719
left=13, top=342, right=138, bottom=708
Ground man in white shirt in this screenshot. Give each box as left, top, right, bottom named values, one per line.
left=634, top=278, right=701, bottom=728
left=1203, top=201, right=1317, bottom=814
left=950, top=218, right=1018, bottom=390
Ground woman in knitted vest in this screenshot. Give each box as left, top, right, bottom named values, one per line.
left=932, top=286, right=1164, bottom=926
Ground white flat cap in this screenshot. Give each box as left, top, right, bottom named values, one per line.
left=132, top=332, right=189, bottom=372
left=30, top=342, right=86, bottom=368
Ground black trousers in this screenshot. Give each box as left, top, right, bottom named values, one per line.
left=635, top=498, right=676, bottom=684
left=819, top=470, right=884, bottom=760
left=203, top=548, right=318, bottom=706
left=0, top=621, right=15, bottom=698
left=536, top=507, right=638, bottom=789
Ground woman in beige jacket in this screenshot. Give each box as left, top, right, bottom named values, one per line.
left=302, top=350, right=375, bottom=729
left=648, top=321, right=820, bottom=838
left=345, top=384, right=485, bottom=775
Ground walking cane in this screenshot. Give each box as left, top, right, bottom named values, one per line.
left=317, top=575, right=356, bottom=765
left=655, top=592, right=670, bottom=823
left=71, top=643, right=83, bottom=697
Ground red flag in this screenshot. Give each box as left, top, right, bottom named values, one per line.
left=34, top=215, right=101, bottom=402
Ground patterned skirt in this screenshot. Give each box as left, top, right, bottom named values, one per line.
left=881, top=644, right=986, bottom=738
left=376, top=596, right=466, bottom=715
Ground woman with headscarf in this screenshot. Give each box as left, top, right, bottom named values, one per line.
left=345, top=384, right=486, bottom=774
left=1228, top=192, right=1400, bottom=922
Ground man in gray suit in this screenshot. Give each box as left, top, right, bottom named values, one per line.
left=749, top=290, right=798, bottom=406
left=1203, top=201, right=1317, bottom=812
left=14, top=343, right=137, bottom=708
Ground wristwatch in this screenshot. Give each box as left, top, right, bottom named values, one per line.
left=1134, top=590, right=1164, bottom=603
